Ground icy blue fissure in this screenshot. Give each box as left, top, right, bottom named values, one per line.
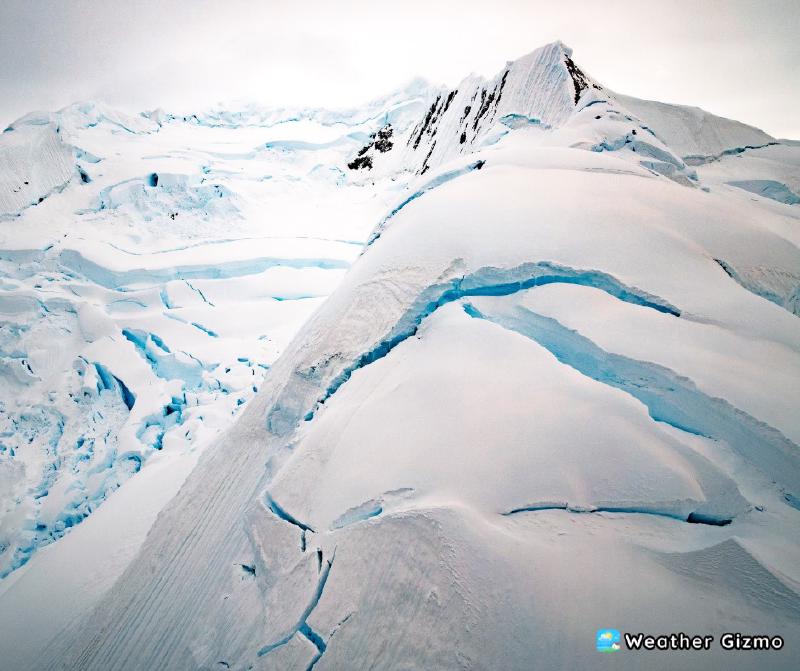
left=463, top=302, right=800, bottom=503
left=59, top=249, right=350, bottom=289
left=303, top=262, right=679, bottom=424
left=94, top=363, right=136, bottom=410
left=257, top=555, right=334, bottom=660
left=502, top=502, right=731, bottom=526
left=264, top=493, right=315, bottom=532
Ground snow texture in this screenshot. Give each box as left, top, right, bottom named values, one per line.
left=1, top=40, right=800, bottom=671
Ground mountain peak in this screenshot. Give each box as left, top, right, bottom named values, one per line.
left=513, top=39, right=573, bottom=63
left=355, top=41, right=599, bottom=175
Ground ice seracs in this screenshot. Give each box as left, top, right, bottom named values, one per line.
left=0, top=87, right=412, bottom=584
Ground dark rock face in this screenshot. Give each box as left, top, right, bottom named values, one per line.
left=347, top=155, right=373, bottom=170
left=373, top=125, right=394, bottom=153
left=564, top=54, right=589, bottom=104
left=420, top=140, right=437, bottom=174
left=471, top=70, right=508, bottom=133
left=347, top=124, right=394, bottom=171
left=352, top=47, right=594, bottom=176
left=406, top=67, right=513, bottom=175
left=410, top=95, right=443, bottom=150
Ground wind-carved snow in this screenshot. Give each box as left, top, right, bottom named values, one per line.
left=3, top=40, right=800, bottom=671
left=0, top=123, right=77, bottom=217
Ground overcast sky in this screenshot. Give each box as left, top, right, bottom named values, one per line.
left=1, top=0, right=798, bottom=137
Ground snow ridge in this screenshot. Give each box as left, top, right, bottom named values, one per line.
left=278, top=261, right=680, bottom=432
left=396, top=41, right=591, bottom=173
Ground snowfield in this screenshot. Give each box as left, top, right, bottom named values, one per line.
left=1, top=41, right=799, bottom=670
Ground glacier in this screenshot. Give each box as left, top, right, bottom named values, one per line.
left=0, top=41, right=799, bottom=670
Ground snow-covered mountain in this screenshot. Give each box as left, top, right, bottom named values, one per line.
left=1, top=41, right=799, bottom=670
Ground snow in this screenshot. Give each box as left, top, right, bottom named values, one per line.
left=0, top=123, right=76, bottom=217
left=387, top=41, right=587, bottom=175
left=614, top=92, right=776, bottom=160
left=0, top=90, right=408, bottom=582
left=1, top=40, right=799, bottom=670
left=727, top=179, right=800, bottom=205
left=695, top=142, right=800, bottom=203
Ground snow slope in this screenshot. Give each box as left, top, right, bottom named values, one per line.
left=0, top=123, right=76, bottom=217
left=615, top=92, right=776, bottom=161
left=2, top=41, right=800, bottom=671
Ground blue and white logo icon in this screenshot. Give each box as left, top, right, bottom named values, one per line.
left=597, top=629, right=621, bottom=652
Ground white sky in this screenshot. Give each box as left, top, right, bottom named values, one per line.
left=1, top=0, right=798, bottom=137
